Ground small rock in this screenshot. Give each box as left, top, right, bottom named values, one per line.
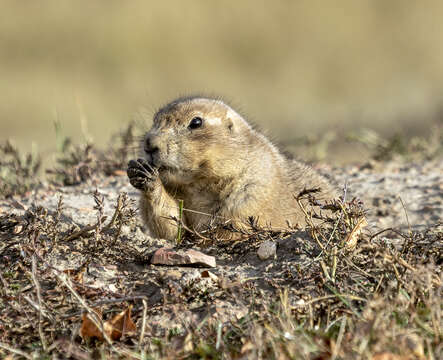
left=151, top=247, right=216, bottom=268
left=294, top=299, right=306, bottom=307
left=257, top=240, right=276, bottom=260
left=120, top=225, right=131, bottom=236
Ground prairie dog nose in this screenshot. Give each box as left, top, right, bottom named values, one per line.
left=144, top=135, right=159, bottom=155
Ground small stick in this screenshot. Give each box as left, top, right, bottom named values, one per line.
left=64, top=216, right=107, bottom=241
left=0, top=342, right=33, bottom=360
left=320, top=260, right=331, bottom=282
left=331, top=317, right=347, bottom=360
left=103, top=194, right=124, bottom=232
left=331, top=246, right=337, bottom=283
left=176, top=199, right=184, bottom=244
left=139, top=299, right=148, bottom=347
left=0, top=271, right=9, bottom=296
left=56, top=272, right=114, bottom=346
left=31, top=255, right=47, bottom=351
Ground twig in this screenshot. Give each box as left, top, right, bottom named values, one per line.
left=31, top=255, right=47, bottom=351
left=398, top=196, right=412, bottom=237
left=176, top=199, right=184, bottom=244
left=103, top=194, right=124, bottom=232
left=92, top=295, right=149, bottom=307
left=64, top=216, right=107, bottom=241
left=22, top=295, right=54, bottom=322
left=0, top=342, right=33, bottom=360
left=370, top=227, right=404, bottom=240
left=55, top=271, right=114, bottom=346
left=331, top=246, right=337, bottom=283
left=331, top=316, right=346, bottom=360
left=139, top=299, right=148, bottom=347
left=296, top=197, right=325, bottom=251
left=297, top=294, right=366, bottom=307
left=0, top=271, right=9, bottom=296
left=324, top=283, right=362, bottom=318
left=320, top=260, right=331, bottom=282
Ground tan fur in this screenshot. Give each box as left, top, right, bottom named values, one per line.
left=135, top=97, right=337, bottom=240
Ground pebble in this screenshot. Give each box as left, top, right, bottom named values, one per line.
left=257, top=240, right=276, bottom=260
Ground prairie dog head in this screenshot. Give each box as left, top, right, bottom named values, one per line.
left=143, top=97, right=251, bottom=184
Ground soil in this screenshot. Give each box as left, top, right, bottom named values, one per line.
left=1, top=158, right=441, bottom=357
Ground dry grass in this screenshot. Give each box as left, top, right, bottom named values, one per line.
left=0, top=126, right=442, bottom=358
left=0, top=191, right=441, bottom=359
left=1, top=135, right=442, bottom=359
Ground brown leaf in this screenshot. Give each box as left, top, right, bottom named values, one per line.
left=106, top=305, right=137, bottom=340
left=80, top=309, right=105, bottom=341
left=79, top=305, right=136, bottom=342
left=344, top=216, right=368, bottom=250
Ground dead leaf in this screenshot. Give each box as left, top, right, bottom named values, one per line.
left=80, top=309, right=104, bottom=341
left=79, top=305, right=136, bottom=342
left=63, top=265, right=86, bottom=284
left=105, top=305, right=136, bottom=340
left=344, top=216, right=368, bottom=250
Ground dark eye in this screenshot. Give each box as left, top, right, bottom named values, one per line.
left=188, top=117, right=203, bottom=129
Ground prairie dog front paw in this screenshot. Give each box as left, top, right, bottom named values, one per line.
left=127, top=158, right=159, bottom=192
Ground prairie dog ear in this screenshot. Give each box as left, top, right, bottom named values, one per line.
left=226, top=118, right=234, bottom=132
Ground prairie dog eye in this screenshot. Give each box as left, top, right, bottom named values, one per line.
left=188, top=117, right=203, bottom=129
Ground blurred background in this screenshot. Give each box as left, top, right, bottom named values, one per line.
left=1, top=0, right=442, bottom=164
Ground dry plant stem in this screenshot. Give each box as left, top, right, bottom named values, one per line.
left=398, top=196, right=412, bottom=237
left=31, top=255, right=47, bottom=351
left=92, top=295, right=149, bottom=307
left=369, top=227, right=403, bottom=240
left=55, top=271, right=114, bottom=346
left=94, top=193, right=104, bottom=247
left=343, top=257, right=375, bottom=280
left=22, top=295, right=54, bottom=322
left=320, top=260, right=332, bottom=282
left=327, top=181, right=349, bottom=249
left=296, top=198, right=325, bottom=251
left=294, top=294, right=366, bottom=308
left=64, top=194, right=126, bottom=242
left=331, top=316, right=346, bottom=360
left=162, top=215, right=211, bottom=242
left=139, top=299, right=148, bottom=347
left=103, top=193, right=124, bottom=232
left=331, top=246, right=337, bottom=283
left=0, top=271, right=9, bottom=296
left=0, top=342, right=33, bottom=360
left=64, top=216, right=107, bottom=241
left=53, top=195, right=63, bottom=245
left=176, top=199, right=184, bottom=245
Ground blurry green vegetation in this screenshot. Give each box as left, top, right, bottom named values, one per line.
left=1, top=1, right=443, bottom=163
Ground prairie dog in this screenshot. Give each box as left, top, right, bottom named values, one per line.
left=127, top=96, right=336, bottom=240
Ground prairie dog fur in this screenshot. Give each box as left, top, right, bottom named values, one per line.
left=127, top=96, right=337, bottom=240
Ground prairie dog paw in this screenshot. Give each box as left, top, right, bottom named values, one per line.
left=127, top=158, right=159, bottom=191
